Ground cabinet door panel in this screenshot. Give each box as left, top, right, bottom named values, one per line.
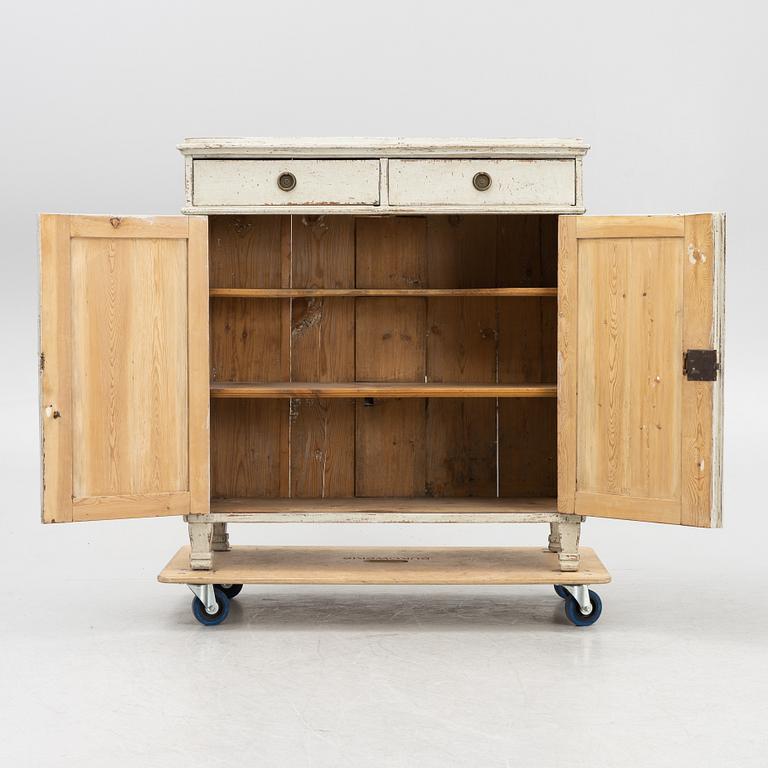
left=40, top=215, right=209, bottom=522
left=558, top=214, right=724, bottom=527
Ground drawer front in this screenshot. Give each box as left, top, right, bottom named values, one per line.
left=193, top=159, right=380, bottom=207
left=388, top=159, right=576, bottom=207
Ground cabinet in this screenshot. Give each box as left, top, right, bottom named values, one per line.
left=39, top=138, right=725, bottom=626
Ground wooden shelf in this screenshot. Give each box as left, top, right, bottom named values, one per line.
left=210, top=382, right=557, bottom=399
left=209, top=287, right=557, bottom=298
left=159, top=545, right=610, bottom=586
left=211, top=496, right=558, bottom=515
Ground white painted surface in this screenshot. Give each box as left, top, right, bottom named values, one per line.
left=179, top=136, right=590, bottom=158
left=192, top=159, right=381, bottom=207
left=388, top=158, right=576, bottom=207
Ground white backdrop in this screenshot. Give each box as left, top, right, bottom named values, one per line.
left=1, top=0, right=765, bottom=585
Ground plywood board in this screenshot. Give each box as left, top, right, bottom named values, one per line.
left=159, top=545, right=610, bottom=585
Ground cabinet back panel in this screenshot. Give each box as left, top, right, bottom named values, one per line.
left=208, top=214, right=558, bottom=501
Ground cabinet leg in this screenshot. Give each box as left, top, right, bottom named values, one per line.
left=548, top=523, right=562, bottom=553
left=212, top=522, right=230, bottom=552
left=188, top=522, right=214, bottom=570
left=557, top=521, right=581, bottom=572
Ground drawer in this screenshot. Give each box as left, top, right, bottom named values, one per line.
left=388, top=159, right=576, bottom=208
left=192, top=159, right=380, bottom=207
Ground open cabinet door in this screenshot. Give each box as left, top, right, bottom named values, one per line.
left=40, top=215, right=209, bottom=522
left=558, top=214, right=724, bottom=526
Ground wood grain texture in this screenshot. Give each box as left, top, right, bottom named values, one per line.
left=425, top=399, right=497, bottom=496
left=40, top=215, right=204, bottom=522
left=69, top=216, right=188, bottom=239
left=208, top=215, right=285, bottom=289
left=575, top=216, right=684, bottom=239
left=210, top=383, right=557, bottom=398
left=210, top=400, right=287, bottom=498
left=557, top=216, right=578, bottom=513
left=574, top=492, right=679, bottom=524
left=73, top=491, right=189, bottom=521
left=290, top=400, right=355, bottom=497
left=290, top=216, right=357, bottom=497
left=576, top=236, right=682, bottom=503
left=209, top=288, right=558, bottom=297
left=70, top=236, right=189, bottom=498
left=187, top=217, right=210, bottom=515
left=681, top=214, right=723, bottom=527
left=561, top=214, right=723, bottom=527
left=159, top=545, right=610, bottom=586
left=40, top=215, right=73, bottom=522
left=356, top=399, right=426, bottom=496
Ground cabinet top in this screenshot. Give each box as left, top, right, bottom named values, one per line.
left=178, top=137, right=589, bottom=159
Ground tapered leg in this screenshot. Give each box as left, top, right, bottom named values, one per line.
left=548, top=522, right=562, bottom=553
left=188, top=522, right=214, bottom=570
left=557, top=521, right=581, bottom=572
left=212, top=522, right=230, bottom=552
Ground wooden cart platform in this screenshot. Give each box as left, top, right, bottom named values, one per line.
left=158, top=545, right=610, bottom=586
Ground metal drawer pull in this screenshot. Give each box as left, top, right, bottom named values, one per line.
left=472, top=172, right=492, bottom=191
left=277, top=172, right=297, bottom=191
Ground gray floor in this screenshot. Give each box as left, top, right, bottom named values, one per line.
left=2, top=553, right=766, bottom=768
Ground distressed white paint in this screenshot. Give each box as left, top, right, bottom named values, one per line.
left=711, top=212, right=726, bottom=528
left=181, top=137, right=588, bottom=214
left=178, top=136, right=590, bottom=158
left=188, top=512, right=586, bottom=525
left=388, top=158, right=576, bottom=207
left=192, top=159, right=381, bottom=207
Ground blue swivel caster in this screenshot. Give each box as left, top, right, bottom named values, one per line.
left=559, top=586, right=602, bottom=627
left=189, top=585, right=230, bottom=626
left=217, top=583, right=243, bottom=600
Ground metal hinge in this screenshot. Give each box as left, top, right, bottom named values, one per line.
left=684, top=349, right=719, bottom=381
left=39, top=352, right=45, bottom=371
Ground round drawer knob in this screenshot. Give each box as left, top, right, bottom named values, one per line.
left=472, top=172, right=492, bottom=191
left=277, top=172, right=297, bottom=191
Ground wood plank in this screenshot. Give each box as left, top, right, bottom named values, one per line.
left=499, top=399, right=557, bottom=497
left=290, top=400, right=355, bottom=497
left=209, top=496, right=559, bottom=514
left=159, top=545, right=610, bottom=586
left=73, top=491, right=190, bottom=521
left=574, top=492, right=680, bottom=524
left=208, top=215, right=285, bottom=288
left=210, top=400, right=287, bottom=498
left=69, top=215, right=188, bottom=239
left=290, top=216, right=356, bottom=497
left=210, top=383, right=557, bottom=398
left=681, top=214, right=722, bottom=527
left=209, top=298, right=285, bottom=382
left=187, top=217, right=210, bottom=515
left=557, top=215, right=578, bottom=513
left=425, top=399, right=497, bottom=496
left=575, top=216, right=684, bottom=239
left=356, top=399, right=426, bottom=496
left=355, top=217, right=428, bottom=380
left=209, top=288, right=558, bottom=297
left=70, top=236, right=189, bottom=497
left=576, top=236, right=682, bottom=501
left=39, top=214, right=73, bottom=523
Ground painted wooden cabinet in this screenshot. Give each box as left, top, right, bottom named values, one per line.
left=39, top=139, right=724, bottom=610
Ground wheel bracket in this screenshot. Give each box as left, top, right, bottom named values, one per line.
left=188, top=583, right=219, bottom=615
left=563, top=584, right=593, bottom=615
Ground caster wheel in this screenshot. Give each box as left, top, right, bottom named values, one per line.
left=191, top=587, right=230, bottom=626
left=217, top=583, right=243, bottom=599
left=564, top=589, right=602, bottom=627
left=554, top=584, right=569, bottom=599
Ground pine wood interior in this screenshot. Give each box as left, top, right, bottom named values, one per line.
left=208, top=214, right=558, bottom=505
